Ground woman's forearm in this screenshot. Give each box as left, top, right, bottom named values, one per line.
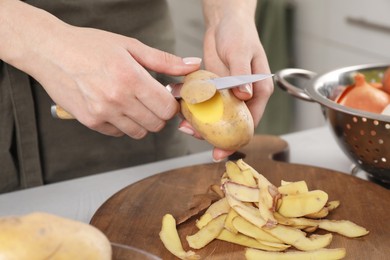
left=0, top=0, right=66, bottom=73
left=201, top=0, right=258, bottom=27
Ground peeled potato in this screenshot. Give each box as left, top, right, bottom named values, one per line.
left=180, top=70, right=254, bottom=151
left=0, top=212, right=111, bottom=260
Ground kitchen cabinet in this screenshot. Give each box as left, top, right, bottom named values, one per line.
left=295, top=0, right=390, bottom=71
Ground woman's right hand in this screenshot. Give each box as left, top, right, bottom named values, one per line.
left=0, top=0, right=202, bottom=138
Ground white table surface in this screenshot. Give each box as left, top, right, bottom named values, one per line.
left=0, top=126, right=367, bottom=223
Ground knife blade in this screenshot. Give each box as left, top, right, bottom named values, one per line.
left=51, top=73, right=273, bottom=119
left=210, top=73, right=274, bottom=90
left=168, top=73, right=274, bottom=99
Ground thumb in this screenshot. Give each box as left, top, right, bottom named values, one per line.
left=127, top=39, right=202, bottom=76
left=227, top=57, right=254, bottom=101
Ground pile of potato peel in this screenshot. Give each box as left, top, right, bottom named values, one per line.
left=159, top=159, right=369, bottom=260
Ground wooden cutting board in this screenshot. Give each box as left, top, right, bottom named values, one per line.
left=90, top=135, right=390, bottom=260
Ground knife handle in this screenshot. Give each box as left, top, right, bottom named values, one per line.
left=51, top=84, right=180, bottom=120
left=51, top=105, right=75, bottom=119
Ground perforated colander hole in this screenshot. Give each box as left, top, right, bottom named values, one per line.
left=360, top=130, right=365, bottom=135
left=353, top=117, right=358, bottom=123
left=374, top=159, right=379, bottom=164
left=375, top=148, right=380, bottom=153
left=346, top=123, right=351, bottom=129
left=373, top=120, right=379, bottom=126
left=378, top=139, right=384, bottom=144
left=370, top=130, right=377, bottom=136
left=381, top=157, right=387, bottom=163
left=385, top=124, right=390, bottom=129
left=362, top=117, right=367, bottom=122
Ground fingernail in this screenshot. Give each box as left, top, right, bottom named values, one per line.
left=213, top=157, right=224, bottom=163
left=178, top=126, right=195, bottom=136
left=183, top=57, right=202, bottom=65
left=239, top=84, right=253, bottom=95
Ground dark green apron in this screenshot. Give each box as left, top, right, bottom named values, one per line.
left=0, top=0, right=188, bottom=193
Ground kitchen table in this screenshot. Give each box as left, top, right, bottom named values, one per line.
left=0, top=126, right=368, bottom=223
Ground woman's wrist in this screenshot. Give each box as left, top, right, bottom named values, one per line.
left=0, top=0, right=66, bottom=73
left=201, top=0, right=257, bottom=27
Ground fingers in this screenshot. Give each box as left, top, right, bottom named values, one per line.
left=229, top=57, right=254, bottom=101
left=178, top=120, right=236, bottom=162
left=74, top=71, right=179, bottom=139
left=91, top=122, right=125, bottom=137
left=126, top=39, right=202, bottom=76
left=203, top=29, right=230, bottom=77
left=212, top=148, right=235, bottom=162
left=82, top=103, right=169, bottom=139
left=245, top=51, right=274, bottom=126
left=178, top=120, right=203, bottom=139
left=132, top=74, right=180, bottom=121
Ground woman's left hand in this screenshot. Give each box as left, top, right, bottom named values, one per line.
left=179, top=0, right=274, bottom=161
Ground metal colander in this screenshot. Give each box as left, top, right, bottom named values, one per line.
left=275, top=63, right=390, bottom=186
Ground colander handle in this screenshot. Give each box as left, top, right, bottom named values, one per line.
left=275, top=68, right=317, bottom=102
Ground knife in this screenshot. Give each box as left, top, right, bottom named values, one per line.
left=51, top=73, right=273, bottom=119
left=167, top=73, right=273, bottom=99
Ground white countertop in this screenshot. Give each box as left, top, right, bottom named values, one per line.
left=0, top=126, right=366, bottom=223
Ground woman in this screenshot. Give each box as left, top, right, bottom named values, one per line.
left=0, top=0, right=273, bottom=193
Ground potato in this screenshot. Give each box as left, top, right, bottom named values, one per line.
left=180, top=70, right=254, bottom=151
left=0, top=212, right=111, bottom=260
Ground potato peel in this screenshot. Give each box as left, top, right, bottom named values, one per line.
left=186, top=214, right=227, bottom=249
left=159, top=214, right=199, bottom=260
left=245, top=247, right=346, bottom=260
left=159, top=160, right=369, bottom=260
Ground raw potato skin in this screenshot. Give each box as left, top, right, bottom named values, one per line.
left=181, top=70, right=254, bottom=151
left=0, top=212, right=112, bottom=260
left=245, top=247, right=346, bottom=260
